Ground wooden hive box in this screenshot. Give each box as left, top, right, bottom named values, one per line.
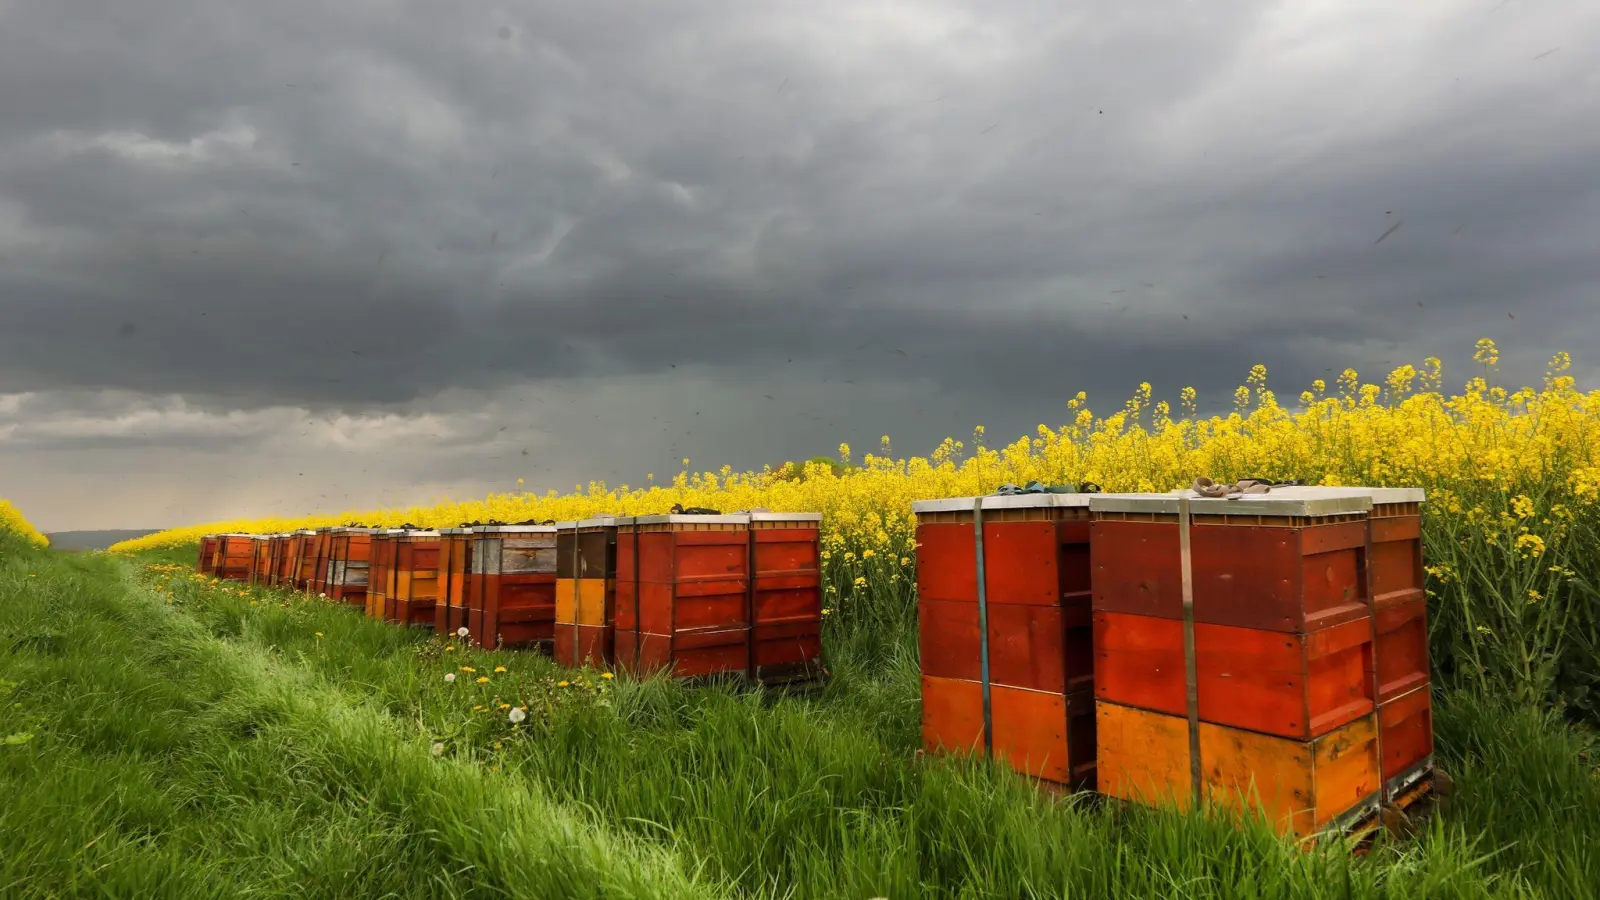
left=913, top=493, right=1097, bottom=789
left=1096, top=701, right=1381, bottom=841
left=555, top=517, right=619, bottom=669
left=390, top=530, right=442, bottom=629
left=1090, top=490, right=1378, bottom=741
left=1265, top=486, right=1433, bottom=793
left=307, top=527, right=336, bottom=596
left=290, top=530, right=318, bottom=591
left=216, top=534, right=255, bottom=581
left=198, top=536, right=219, bottom=575
left=467, top=525, right=558, bottom=651
left=248, top=536, right=273, bottom=586
left=365, top=530, right=404, bottom=619
left=749, top=512, right=825, bottom=686
left=325, top=528, right=377, bottom=606
left=615, top=513, right=753, bottom=679
left=274, top=534, right=298, bottom=586
left=434, top=528, right=475, bottom=636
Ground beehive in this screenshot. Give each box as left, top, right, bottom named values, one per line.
left=1089, top=487, right=1430, bottom=837
left=615, top=513, right=753, bottom=679
left=555, top=517, right=619, bottom=668
left=273, top=534, right=298, bottom=586
left=434, top=527, right=475, bottom=636
left=913, top=493, right=1097, bottom=788
left=198, top=535, right=219, bottom=575
left=307, top=527, right=336, bottom=596
left=389, top=530, right=442, bottom=629
left=290, top=530, right=318, bottom=591
left=215, top=534, right=254, bottom=581
left=365, top=530, right=405, bottom=619
left=466, top=525, right=557, bottom=651
left=249, top=536, right=273, bottom=586
left=325, top=527, right=377, bottom=606
left=749, top=512, right=825, bottom=686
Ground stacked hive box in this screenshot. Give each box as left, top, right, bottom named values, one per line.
left=198, top=535, right=219, bottom=575
left=365, top=529, right=404, bottom=619
left=466, top=525, right=558, bottom=651
left=912, top=494, right=1097, bottom=789
left=213, top=534, right=254, bottom=581
left=308, top=527, right=335, bottom=596
left=325, top=527, right=376, bottom=606
left=1088, top=487, right=1430, bottom=839
left=249, top=536, right=272, bottom=586
left=434, top=527, right=475, bottom=636
left=273, top=534, right=297, bottom=586
left=388, top=530, right=442, bottom=628
left=615, top=513, right=754, bottom=679
left=749, top=512, right=825, bottom=686
left=555, top=518, right=619, bottom=668
left=1281, top=487, right=1434, bottom=797
left=291, top=530, right=318, bottom=591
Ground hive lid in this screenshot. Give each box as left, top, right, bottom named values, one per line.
left=911, top=493, right=1096, bottom=514
left=748, top=511, right=823, bottom=522
left=1253, top=485, right=1426, bottom=505
left=1092, top=488, right=1373, bottom=517
left=399, top=529, right=442, bottom=537
left=473, top=524, right=558, bottom=533
left=577, top=516, right=624, bottom=529
left=330, top=526, right=383, bottom=533
left=296, top=529, right=318, bottom=536
left=438, top=527, right=475, bottom=535
left=631, top=513, right=749, bottom=525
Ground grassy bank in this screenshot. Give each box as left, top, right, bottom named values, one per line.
left=4, top=535, right=1598, bottom=898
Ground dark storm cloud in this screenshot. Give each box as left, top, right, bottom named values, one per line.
left=2, top=1, right=1598, bottom=528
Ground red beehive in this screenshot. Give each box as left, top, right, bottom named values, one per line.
left=555, top=518, right=619, bottom=669
left=214, top=534, right=254, bottom=580
left=248, top=536, right=273, bottom=586
left=307, top=527, right=336, bottom=596
left=198, top=535, right=219, bottom=575
left=273, top=534, right=297, bottom=586
left=749, top=512, right=825, bottom=686
left=1089, top=487, right=1434, bottom=838
left=390, top=530, right=442, bottom=629
left=325, top=527, right=377, bottom=606
left=466, top=525, right=558, bottom=651
left=615, top=513, right=753, bottom=679
left=290, top=530, right=318, bottom=591
left=913, top=493, right=1097, bottom=789
left=434, top=527, right=475, bottom=636
left=366, top=530, right=404, bottom=619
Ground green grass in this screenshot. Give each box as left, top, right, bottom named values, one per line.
left=2, top=536, right=1598, bottom=898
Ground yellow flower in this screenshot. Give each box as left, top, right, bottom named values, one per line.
left=601, top=672, right=614, bottom=679
left=477, top=677, right=490, bottom=684
left=558, top=680, right=570, bottom=688
left=494, top=666, right=507, bottom=673
left=314, top=632, right=323, bottom=638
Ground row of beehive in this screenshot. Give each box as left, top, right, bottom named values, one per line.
left=912, top=485, right=1435, bottom=840
left=196, top=513, right=826, bottom=685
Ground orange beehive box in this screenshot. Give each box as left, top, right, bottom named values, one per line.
left=466, top=525, right=558, bottom=651
left=555, top=518, right=619, bottom=669
left=273, top=534, right=297, bottom=586
left=249, top=536, right=273, bottom=586
left=913, top=493, right=1097, bottom=788
left=290, top=530, right=318, bottom=591
left=215, top=534, right=254, bottom=581
left=365, top=530, right=404, bottom=619
left=749, top=512, right=825, bottom=686
left=198, top=535, right=219, bottom=575
left=615, top=513, right=753, bottom=679
left=307, top=527, right=335, bottom=595
left=390, top=530, right=442, bottom=629
left=325, top=527, right=377, bottom=606
left=1096, top=700, right=1381, bottom=840
left=435, top=527, right=475, bottom=636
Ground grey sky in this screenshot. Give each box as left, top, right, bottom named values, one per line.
left=2, top=1, right=1596, bottom=531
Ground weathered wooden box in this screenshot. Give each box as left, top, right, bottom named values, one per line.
left=555, top=517, right=619, bottom=668
left=466, top=525, right=557, bottom=651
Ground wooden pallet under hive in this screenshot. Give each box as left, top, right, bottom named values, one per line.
left=912, top=493, right=1098, bottom=789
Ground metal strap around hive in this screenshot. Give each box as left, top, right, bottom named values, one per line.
left=972, top=498, right=994, bottom=757
left=571, top=526, right=583, bottom=665
left=1363, top=516, right=1391, bottom=808
left=1179, top=495, right=1203, bottom=806
left=745, top=516, right=758, bottom=681
left=631, top=520, right=642, bottom=671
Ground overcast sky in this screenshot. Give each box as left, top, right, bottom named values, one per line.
left=2, top=1, right=1597, bottom=532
